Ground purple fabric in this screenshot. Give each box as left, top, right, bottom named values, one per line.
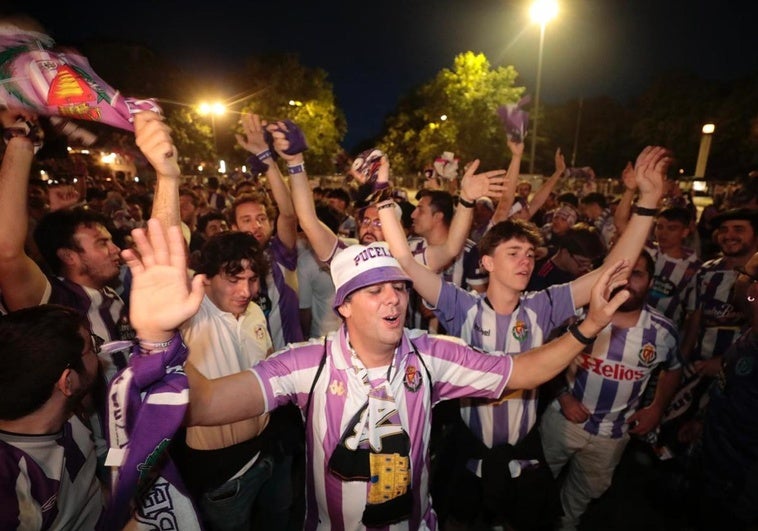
left=0, top=26, right=161, bottom=131
left=246, top=154, right=269, bottom=175
left=104, top=334, right=201, bottom=529
left=264, top=119, right=308, bottom=156
left=497, top=95, right=530, bottom=142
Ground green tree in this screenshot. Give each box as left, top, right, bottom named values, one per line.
left=234, top=53, right=346, bottom=175
left=378, top=52, right=525, bottom=174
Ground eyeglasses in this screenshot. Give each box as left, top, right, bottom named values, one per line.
left=90, top=333, right=104, bottom=355
left=360, top=217, right=382, bottom=228
left=569, top=252, right=594, bottom=271
left=735, top=266, right=758, bottom=284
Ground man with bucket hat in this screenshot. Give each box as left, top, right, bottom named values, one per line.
left=120, top=220, right=633, bottom=530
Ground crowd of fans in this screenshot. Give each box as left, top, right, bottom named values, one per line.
left=1, top=106, right=757, bottom=531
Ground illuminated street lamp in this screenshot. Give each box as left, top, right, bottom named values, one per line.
left=694, top=123, right=715, bottom=177
left=528, top=0, right=558, bottom=174
left=198, top=101, right=227, bottom=155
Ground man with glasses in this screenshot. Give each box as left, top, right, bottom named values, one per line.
left=528, top=223, right=606, bottom=291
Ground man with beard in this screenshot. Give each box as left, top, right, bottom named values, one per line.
left=0, top=305, right=103, bottom=530
left=539, top=250, right=681, bottom=531
left=680, top=207, right=758, bottom=373
left=377, top=146, right=671, bottom=529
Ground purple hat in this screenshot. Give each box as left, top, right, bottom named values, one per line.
left=331, top=242, right=411, bottom=311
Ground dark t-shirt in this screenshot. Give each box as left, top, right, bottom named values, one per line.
left=527, top=257, right=575, bottom=291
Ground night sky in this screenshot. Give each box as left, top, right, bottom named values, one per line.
left=5, top=0, right=757, bottom=150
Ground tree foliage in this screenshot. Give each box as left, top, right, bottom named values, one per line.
left=234, top=53, right=346, bottom=175
left=378, top=52, right=525, bottom=174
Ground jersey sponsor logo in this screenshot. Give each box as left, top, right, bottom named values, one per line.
left=329, top=379, right=345, bottom=396
left=578, top=354, right=645, bottom=381
left=639, top=343, right=657, bottom=366
left=403, top=365, right=422, bottom=392
left=512, top=319, right=528, bottom=342
left=473, top=323, right=491, bottom=336
left=651, top=276, right=676, bottom=298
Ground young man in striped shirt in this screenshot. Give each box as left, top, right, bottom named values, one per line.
left=377, top=146, right=672, bottom=529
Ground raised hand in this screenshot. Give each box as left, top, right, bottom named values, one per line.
left=235, top=113, right=269, bottom=154
left=459, top=159, right=506, bottom=202
left=583, top=260, right=631, bottom=335
left=133, top=111, right=179, bottom=179
left=122, top=219, right=205, bottom=342
left=507, top=138, right=525, bottom=157
left=633, top=146, right=671, bottom=205
left=554, top=147, right=566, bottom=176
left=48, top=184, right=81, bottom=211
left=621, top=161, right=636, bottom=191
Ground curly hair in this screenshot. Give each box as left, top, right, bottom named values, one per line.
left=193, top=231, right=269, bottom=280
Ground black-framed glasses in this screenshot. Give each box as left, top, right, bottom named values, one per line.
left=735, top=266, right=758, bottom=284
left=360, top=217, right=382, bottom=228
left=569, top=252, right=594, bottom=271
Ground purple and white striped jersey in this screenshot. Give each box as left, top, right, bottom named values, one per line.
left=565, top=306, right=680, bottom=438
left=260, top=235, right=304, bottom=350
left=435, top=282, right=577, bottom=446
left=0, top=416, right=103, bottom=530
left=691, top=256, right=747, bottom=361
left=644, top=242, right=701, bottom=327
left=407, top=236, right=488, bottom=291
left=250, top=325, right=512, bottom=530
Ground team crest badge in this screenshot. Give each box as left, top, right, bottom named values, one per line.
left=404, top=365, right=422, bottom=392
left=638, top=343, right=657, bottom=365
left=512, top=320, right=528, bottom=342
left=255, top=326, right=266, bottom=341
left=736, top=356, right=753, bottom=376
left=329, top=380, right=345, bottom=396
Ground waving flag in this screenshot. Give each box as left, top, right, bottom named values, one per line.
left=0, top=21, right=161, bottom=131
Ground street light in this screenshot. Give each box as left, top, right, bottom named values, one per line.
left=694, top=123, right=715, bottom=177
left=198, top=101, right=227, bottom=155
left=528, top=0, right=558, bottom=174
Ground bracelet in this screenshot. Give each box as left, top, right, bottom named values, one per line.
left=567, top=321, right=596, bottom=345
left=633, top=205, right=659, bottom=217
left=287, top=162, right=305, bottom=175
left=138, top=337, right=173, bottom=354
left=458, top=196, right=475, bottom=208
left=377, top=201, right=396, bottom=211
left=256, top=149, right=272, bottom=161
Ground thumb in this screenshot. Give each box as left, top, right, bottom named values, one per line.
left=188, top=274, right=207, bottom=309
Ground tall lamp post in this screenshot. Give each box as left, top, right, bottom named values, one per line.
left=198, top=101, right=227, bottom=156
left=694, top=123, right=715, bottom=178
left=528, top=0, right=558, bottom=174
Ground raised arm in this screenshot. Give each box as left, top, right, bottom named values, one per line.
left=133, top=111, right=181, bottom=231
left=613, top=161, right=636, bottom=234
left=268, top=128, right=338, bottom=261
left=569, top=146, right=669, bottom=308
left=238, top=114, right=298, bottom=250
left=377, top=196, right=444, bottom=307
left=524, top=147, right=566, bottom=219
left=424, top=159, right=506, bottom=272
left=508, top=260, right=631, bottom=390
left=0, top=110, right=49, bottom=310
left=491, top=138, right=524, bottom=224
left=122, top=219, right=262, bottom=425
